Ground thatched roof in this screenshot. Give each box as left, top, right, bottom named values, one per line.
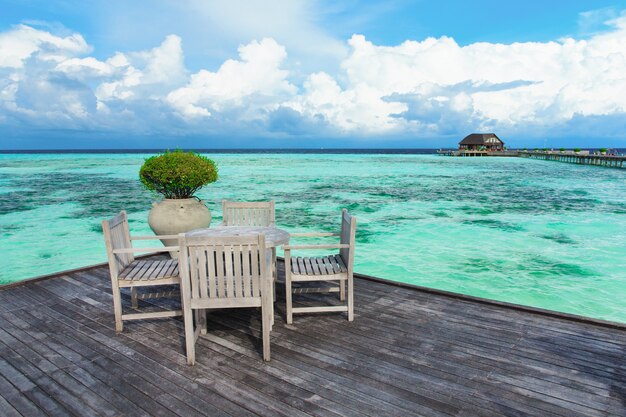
left=459, top=133, right=503, bottom=145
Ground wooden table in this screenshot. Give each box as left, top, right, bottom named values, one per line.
left=185, top=226, right=290, bottom=248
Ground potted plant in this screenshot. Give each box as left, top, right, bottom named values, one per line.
left=140, top=150, right=218, bottom=254
left=559, top=147, right=565, bottom=153
left=599, top=148, right=607, bottom=155
left=574, top=148, right=581, bottom=154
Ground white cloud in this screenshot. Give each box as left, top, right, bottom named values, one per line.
left=96, top=34, right=187, bottom=102
left=0, top=25, right=95, bottom=127
left=167, top=38, right=296, bottom=118
left=185, top=0, right=346, bottom=60
left=97, top=0, right=347, bottom=76
left=55, top=56, right=116, bottom=80
left=0, top=26, right=188, bottom=130
left=286, top=71, right=407, bottom=133
left=577, top=7, right=623, bottom=37
left=289, top=16, right=626, bottom=136
left=0, top=24, right=89, bottom=68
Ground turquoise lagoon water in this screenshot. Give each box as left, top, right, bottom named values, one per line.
left=1, top=153, right=625, bottom=323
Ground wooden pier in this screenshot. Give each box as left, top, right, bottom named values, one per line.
left=438, top=149, right=626, bottom=169
left=1, top=257, right=625, bottom=416
left=436, top=150, right=519, bottom=157
left=519, top=151, right=626, bottom=168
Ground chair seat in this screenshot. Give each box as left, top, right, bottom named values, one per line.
left=290, top=254, right=347, bottom=276
left=119, top=259, right=179, bottom=281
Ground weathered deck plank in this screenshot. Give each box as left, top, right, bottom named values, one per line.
left=0, top=259, right=625, bottom=417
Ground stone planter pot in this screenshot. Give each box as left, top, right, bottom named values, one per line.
left=148, top=198, right=211, bottom=258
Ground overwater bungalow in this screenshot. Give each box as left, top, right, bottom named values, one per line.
left=459, top=133, right=505, bottom=152
left=437, top=133, right=512, bottom=156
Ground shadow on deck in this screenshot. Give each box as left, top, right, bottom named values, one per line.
left=0, top=259, right=625, bottom=417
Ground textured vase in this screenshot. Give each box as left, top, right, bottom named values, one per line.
left=148, top=198, right=211, bottom=258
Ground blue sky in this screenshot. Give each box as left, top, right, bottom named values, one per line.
left=1, top=0, right=626, bottom=149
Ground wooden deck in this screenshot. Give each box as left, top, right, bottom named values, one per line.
left=1, top=260, right=625, bottom=417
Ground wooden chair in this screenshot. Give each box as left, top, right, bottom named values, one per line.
left=221, top=200, right=275, bottom=226
left=178, top=233, right=272, bottom=364
left=283, top=209, right=357, bottom=323
left=221, top=199, right=278, bottom=303
left=102, top=211, right=182, bottom=332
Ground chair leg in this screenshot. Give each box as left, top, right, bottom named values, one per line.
left=261, top=290, right=271, bottom=362
left=131, top=287, right=138, bottom=309
left=347, top=275, right=354, bottom=322
left=198, top=309, right=208, bottom=334
left=272, top=247, right=277, bottom=302
left=270, top=286, right=275, bottom=327
left=264, top=249, right=275, bottom=327
left=184, top=306, right=196, bottom=365
left=285, top=273, right=293, bottom=325
left=339, top=279, right=346, bottom=301
left=112, top=284, right=124, bottom=332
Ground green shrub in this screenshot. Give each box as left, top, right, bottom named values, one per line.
left=559, top=148, right=565, bottom=151
left=599, top=148, right=607, bottom=153
left=574, top=148, right=581, bottom=153
left=139, top=150, right=218, bottom=199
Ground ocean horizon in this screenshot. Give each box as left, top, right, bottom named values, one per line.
left=2, top=148, right=625, bottom=154
left=1, top=151, right=625, bottom=323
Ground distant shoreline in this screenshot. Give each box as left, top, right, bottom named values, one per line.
left=2, top=148, right=624, bottom=155
left=0, top=148, right=439, bottom=154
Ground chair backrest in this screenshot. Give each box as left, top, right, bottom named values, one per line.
left=221, top=200, right=275, bottom=227
left=179, top=234, right=267, bottom=301
left=101, top=211, right=134, bottom=277
left=339, top=209, right=357, bottom=272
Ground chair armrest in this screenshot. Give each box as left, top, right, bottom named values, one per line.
left=289, top=232, right=339, bottom=237
left=113, top=246, right=179, bottom=254
left=130, top=235, right=179, bottom=240
left=283, top=244, right=350, bottom=250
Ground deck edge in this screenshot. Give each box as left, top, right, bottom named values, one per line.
left=2, top=257, right=625, bottom=331
left=0, top=253, right=158, bottom=291
left=354, top=271, right=626, bottom=331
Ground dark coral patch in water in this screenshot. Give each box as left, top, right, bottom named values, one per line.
left=0, top=223, right=22, bottom=236
left=461, top=218, right=525, bottom=232
left=0, top=172, right=153, bottom=218
left=430, top=211, right=450, bottom=218
left=539, top=233, right=577, bottom=245
left=462, top=254, right=596, bottom=279
left=518, top=254, right=597, bottom=277
left=345, top=202, right=377, bottom=213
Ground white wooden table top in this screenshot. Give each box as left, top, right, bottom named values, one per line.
left=185, top=226, right=290, bottom=248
